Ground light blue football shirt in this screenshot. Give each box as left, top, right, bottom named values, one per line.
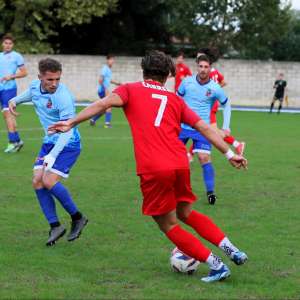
left=0, top=51, right=25, bottom=90
left=13, top=80, right=80, bottom=147
left=177, top=75, right=228, bottom=130
left=98, top=64, right=112, bottom=93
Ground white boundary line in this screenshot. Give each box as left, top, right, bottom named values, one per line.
left=23, top=101, right=300, bottom=113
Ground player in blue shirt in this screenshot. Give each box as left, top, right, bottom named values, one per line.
left=90, top=54, right=121, bottom=128
left=9, top=58, right=88, bottom=246
left=0, top=34, right=27, bottom=153
left=177, top=54, right=231, bottom=205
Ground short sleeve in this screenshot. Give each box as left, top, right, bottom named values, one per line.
left=215, top=86, right=228, bottom=105
left=57, top=86, right=75, bottom=120
left=177, top=79, right=186, bottom=97
left=217, top=71, right=224, bottom=83
left=185, top=66, right=192, bottom=76
left=113, top=84, right=129, bottom=104
left=16, top=53, right=25, bottom=67
left=180, top=97, right=201, bottom=126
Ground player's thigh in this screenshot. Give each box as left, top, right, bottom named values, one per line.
left=139, top=170, right=177, bottom=216
left=179, top=129, right=192, bottom=145
left=50, top=147, right=81, bottom=179
left=192, top=135, right=212, bottom=163
left=32, top=168, right=45, bottom=189
left=1, top=88, right=17, bottom=113
left=152, top=210, right=178, bottom=233
left=174, top=169, right=197, bottom=220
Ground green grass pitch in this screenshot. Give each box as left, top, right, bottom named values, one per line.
left=0, top=106, right=299, bottom=299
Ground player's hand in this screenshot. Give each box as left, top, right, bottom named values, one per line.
left=8, top=100, right=19, bottom=116
left=1, top=75, right=13, bottom=82
left=229, top=155, right=248, bottom=170
left=43, top=154, right=56, bottom=171
left=48, top=120, right=72, bottom=135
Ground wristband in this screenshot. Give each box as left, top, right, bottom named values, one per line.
left=225, top=149, right=235, bottom=160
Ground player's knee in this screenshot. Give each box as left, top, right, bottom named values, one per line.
left=198, top=153, right=210, bottom=164
left=41, top=175, right=56, bottom=190
left=152, top=214, right=178, bottom=233
left=176, top=210, right=189, bottom=222
left=3, top=110, right=10, bottom=119
left=32, top=176, right=43, bottom=189
left=176, top=203, right=192, bottom=222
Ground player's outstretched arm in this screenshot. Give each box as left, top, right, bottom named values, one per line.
left=193, top=120, right=247, bottom=169
left=48, top=93, right=123, bottom=133
left=8, top=89, right=32, bottom=116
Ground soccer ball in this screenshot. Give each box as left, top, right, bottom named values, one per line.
left=170, top=247, right=200, bottom=275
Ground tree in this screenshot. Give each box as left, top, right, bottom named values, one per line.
left=0, top=0, right=118, bottom=53
left=168, top=0, right=245, bottom=54
left=235, top=0, right=291, bottom=59
left=168, top=0, right=292, bottom=59
left=54, top=0, right=173, bottom=55
left=272, top=10, right=300, bottom=61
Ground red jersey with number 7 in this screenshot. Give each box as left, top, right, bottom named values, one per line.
left=113, top=80, right=201, bottom=174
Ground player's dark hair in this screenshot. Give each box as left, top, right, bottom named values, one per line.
left=141, top=50, right=175, bottom=83
left=196, top=54, right=211, bottom=65
left=197, top=47, right=220, bottom=64
left=2, top=33, right=14, bottom=42
left=177, top=51, right=185, bottom=58
left=39, top=58, right=62, bottom=74
left=106, top=54, right=115, bottom=60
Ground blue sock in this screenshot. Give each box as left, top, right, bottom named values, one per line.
left=14, top=131, right=20, bottom=142
left=202, top=162, right=215, bottom=193
left=8, top=132, right=15, bottom=143
left=35, top=188, right=58, bottom=224
left=49, top=182, right=78, bottom=216
left=92, top=114, right=102, bottom=122
left=105, top=112, right=112, bottom=123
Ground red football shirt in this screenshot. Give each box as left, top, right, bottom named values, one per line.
left=210, top=68, right=224, bottom=85
left=175, top=63, right=192, bottom=92
left=209, top=68, right=225, bottom=123
left=113, top=80, right=201, bottom=174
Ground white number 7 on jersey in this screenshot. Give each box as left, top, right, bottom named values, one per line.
left=152, top=94, right=168, bottom=127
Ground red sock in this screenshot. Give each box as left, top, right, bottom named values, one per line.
left=185, top=210, right=225, bottom=246
left=224, top=135, right=235, bottom=145
left=188, top=143, right=194, bottom=155
left=166, top=225, right=211, bottom=262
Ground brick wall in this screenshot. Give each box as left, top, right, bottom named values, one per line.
left=18, top=55, right=300, bottom=107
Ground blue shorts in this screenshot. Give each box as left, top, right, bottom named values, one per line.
left=179, top=128, right=212, bottom=154
left=98, top=86, right=106, bottom=98
left=0, top=88, right=17, bottom=111
left=33, top=143, right=81, bottom=178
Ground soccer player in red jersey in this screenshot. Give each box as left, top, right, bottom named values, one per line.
left=49, top=51, right=248, bottom=283
left=174, top=51, right=192, bottom=92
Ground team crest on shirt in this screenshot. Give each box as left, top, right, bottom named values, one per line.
left=206, top=89, right=212, bottom=97
left=46, top=99, right=52, bottom=108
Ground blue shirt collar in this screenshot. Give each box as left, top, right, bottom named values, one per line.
left=196, top=75, right=211, bottom=86
left=40, top=83, right=50, bottom=95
